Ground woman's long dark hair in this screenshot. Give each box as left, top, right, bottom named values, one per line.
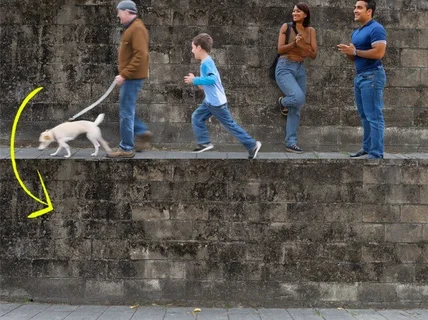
left=293, top=2, right=311, bottom=27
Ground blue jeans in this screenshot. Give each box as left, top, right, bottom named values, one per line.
left=354, top=67, right=386, bottom=158
left=192, top=101, right=256, bottom=150
left=275, top=58, right=307, bottom=147
left=119, top=79, right=149, bottom=151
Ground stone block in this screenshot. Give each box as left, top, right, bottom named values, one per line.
left=362, top=204, right=400, bottom=223
left=363, top=166, right=402, bottom=184
left=401, top=166, right=428, bottom=184
left=185, top=261, right=225, bottom=280
left=132, top=203, right=171, bottom=221
left=387, top=68, right=421, bottom=88
left=384, top=87, right=421, bottom=108
left=416, top=264, right=428, bottom=282
left=84, top=280, right=124, bottom=298
left=323, top=243, right=362, bottom=263
left=229, top=182, right=261, bottom=201
left=0, top=259, right=32, bottom=278
left=319, top=283, right=358, bottom=302
left=422, top=68, right=428, bottom=88
left=227, top=46, right=261, bottom=67
left=387, top=28, right=420, bottom=48
left=226, top=261, right=263, bottom=281
left=395, top=244, right=423, bottom=263
left=260, top=202, right=288, bottom=222
left=358, top=283, right=398, bottom=302
left=123, top=279, right=162, bottom=301
left=362, top=244, right=396, bottom=263
left=91, top=239, right=129, bottom=259
left=77, top=260, right=108, bottom=279
left=107, top=260, right=143, bottom=279
left=54, top=239, right=92, bottom=260
left=385, top=224, right=423, bottom=243
left=397, top=284, right=428, bottom=302
left=424, top=226, right=428, bottom=242
left=31, top=259, right=78, bottom=278
left=400, top=11, right=428, bottom=29
left=21, top=277, right=85, bottom=301
left=172, top=8, right=209, bottom=26
left=350, top=224, right=385, bottom=243
left=286, top=203, right=325, bottom=222
left=414, top=107, right=428, bottom=127
left=381, top=264, right=415, bottom=283
left=144, top=220, right=193, bottom=240
left=143, top=260, right=186, bottom=279
left=401, top=49, right=428, bottom=68
left=420, top=186, right=428, bottom=204
left=401, top=205, right=428, bottom=222
left=229, top=222, right=268, bottom=241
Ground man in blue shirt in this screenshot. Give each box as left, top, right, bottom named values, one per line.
left=184, top=33, right=262, bottom=159
left=338, top=0, right=387, bottom=159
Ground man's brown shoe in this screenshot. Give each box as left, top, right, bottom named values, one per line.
left=135, top=131, right=152, bottom=152
left=107, top=148, right=135, bottom=158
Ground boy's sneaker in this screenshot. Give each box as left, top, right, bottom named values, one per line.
left=107, top=148, right=135, bottom=158
left=192, top=143, right=214, bottom=153
left=278, top=96, right=288, bottom=116
left=248, top=141, right=262, bottom=159
left=135, top=131, right=152, bottom=152
left=286, top=144, right=303, bottom=154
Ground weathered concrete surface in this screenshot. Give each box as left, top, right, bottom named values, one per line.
left=1, top=0, right=428, bottom=151
left=1, top=153, right=428, bottom=307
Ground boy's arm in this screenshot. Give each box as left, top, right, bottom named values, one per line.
left=193, top=74, right=216, bottom=85
left=184, top=73, right=216, bottom=85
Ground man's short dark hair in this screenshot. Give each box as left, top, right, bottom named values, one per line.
left=192, top=33, right=213, bottom=53
left=363, top=0, right=376, bottom=17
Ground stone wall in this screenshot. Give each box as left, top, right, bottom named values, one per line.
left=1, top=0, right=428, bottom=151
left=1, top=157, right=428, bottom=307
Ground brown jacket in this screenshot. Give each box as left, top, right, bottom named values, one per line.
left=118, top=18, right=149, bottom=79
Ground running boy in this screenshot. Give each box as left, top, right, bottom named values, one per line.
left=184, top=33, right=262, bottom=159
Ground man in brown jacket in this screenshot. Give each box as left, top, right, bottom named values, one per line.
left=108, top=0, right=151, bottom=158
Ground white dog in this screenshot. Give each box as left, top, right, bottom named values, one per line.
left=38, top=113, right=111, bottom=158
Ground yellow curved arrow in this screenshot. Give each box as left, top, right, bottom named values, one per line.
left=10, top=87, right=53, bottom=219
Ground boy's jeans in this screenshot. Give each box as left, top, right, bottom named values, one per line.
left=192, top=102, right=256, bottom=150
left=119, top=79, right=149, bottom=151
left=275, top=58, right=307, bottom=147
left=354, top=67, right=386, bottom=158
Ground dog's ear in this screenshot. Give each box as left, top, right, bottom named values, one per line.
left=42, top=134, right=51, bottom=141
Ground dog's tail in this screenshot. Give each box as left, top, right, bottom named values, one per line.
left=93, top=113, right=105, bottom=126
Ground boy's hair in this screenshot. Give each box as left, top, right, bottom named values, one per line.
left=192, top=33, right=213, bottom=53
left=362, top=0, right=376, bottom=17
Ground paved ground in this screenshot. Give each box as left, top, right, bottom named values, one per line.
left=1, top=303, right=428, bottom=320
left=2, top=147, right=428, bottom=160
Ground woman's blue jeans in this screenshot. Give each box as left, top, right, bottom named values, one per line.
left=354, top=67, right=386, bottom=158
left=192, top=101, right=256, bottom=150
left=119, top=79, right=149, bottom=151
left=275, top=58, right=307, bottom=147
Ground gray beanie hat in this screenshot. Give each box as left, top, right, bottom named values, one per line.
left=117, top=0, right=137, bottom=13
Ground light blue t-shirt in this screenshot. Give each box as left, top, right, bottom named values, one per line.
left=352, top=19, right=387, bottom=74
left=192, top=56, right=227, bottom=106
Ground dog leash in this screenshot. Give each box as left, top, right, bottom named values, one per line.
left=68, top=79, right=117, bottom=121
